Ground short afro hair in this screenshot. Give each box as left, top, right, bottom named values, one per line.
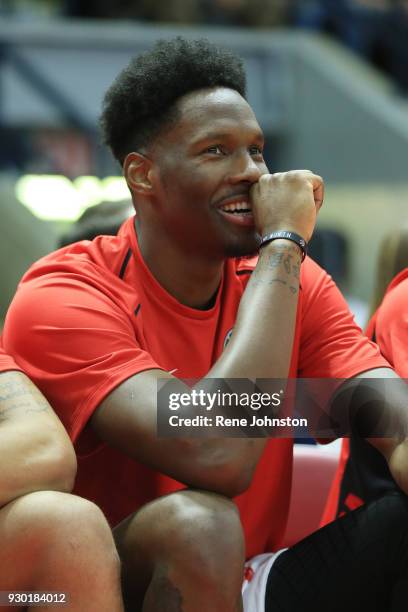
left=100, top=37, right=247, bottom=165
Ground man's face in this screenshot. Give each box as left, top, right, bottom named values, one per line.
left=148, top=87, right=269, bottom=259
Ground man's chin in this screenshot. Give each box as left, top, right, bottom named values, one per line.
left=224, top=236, right=260, bottom=259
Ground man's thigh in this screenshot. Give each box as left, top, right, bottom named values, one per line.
left=265, top=492, right=408, bottom=612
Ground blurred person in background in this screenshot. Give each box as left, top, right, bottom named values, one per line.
left=64, top=0, right=203, bottom=23
left=368, top=225, right=408, bottom=320
left=199, top=0, right=290, bottom=28
left=308, top=227, right=368, bottom=328
left=294, top=0, right=392, bottom=74
left=64, top=0, right=289, bottom=26
left=0, top=345, right=123, bottom=612
left=4, top=37, right=408, bottom=612
left=322, top=225, right=408, bottom=522
left=58, top=199, right=133, bottom=246
left=376, top=0, right=408, bottom=93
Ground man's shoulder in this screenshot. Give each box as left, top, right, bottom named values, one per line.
left=379, top=270, right=408, bottom=321
left=384, top=268, right=408, bottom=300
left=21, top=225, right=134, bottom=287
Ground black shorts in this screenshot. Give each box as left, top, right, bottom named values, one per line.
left=266, top=493, right=408, bottom=611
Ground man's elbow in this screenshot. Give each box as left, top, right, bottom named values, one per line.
left=187, top=457, right=257, bottom=498
left=214, top=462, right=256, bottom=497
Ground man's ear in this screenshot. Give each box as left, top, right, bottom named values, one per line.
left=124, top=152, right=155, bottom=196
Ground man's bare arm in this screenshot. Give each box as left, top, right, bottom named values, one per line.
left=0, top=370, right=77, bottom=507
left=335, top=367, right=408, bottom=494
left=91, top=171, right=323, bottom=497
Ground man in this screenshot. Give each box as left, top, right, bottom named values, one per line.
left=322, top=263, right=408, bottom=523
left=0, top=347, right=123, bottom=611
left=4, top=38, right=408, bottom=611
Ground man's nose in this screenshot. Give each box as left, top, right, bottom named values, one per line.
left=228, top=152, right=263, bottom=185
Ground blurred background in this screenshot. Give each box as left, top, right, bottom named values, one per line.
left=1, top=0, right=408, bottom=326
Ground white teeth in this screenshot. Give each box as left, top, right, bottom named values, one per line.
left=221, top=201, right=252, bottom=213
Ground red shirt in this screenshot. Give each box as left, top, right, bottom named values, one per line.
left=320, top=269, right=408, bottom=526
left=371, top=269, right=408, bottom=376
left=3, top=217, right=387, bottom=558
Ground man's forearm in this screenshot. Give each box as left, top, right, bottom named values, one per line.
left=210, top=240, right=301, bottom=380
left=183, top=240, right=302, bottom=491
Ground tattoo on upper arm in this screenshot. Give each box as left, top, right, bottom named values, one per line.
left=0, top=375, right=49, bottom=423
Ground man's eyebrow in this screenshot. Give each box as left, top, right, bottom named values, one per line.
left=191, top=131, right=265, bottom=145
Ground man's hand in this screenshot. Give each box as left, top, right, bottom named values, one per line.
left=250, top=169, right=324, bottom=241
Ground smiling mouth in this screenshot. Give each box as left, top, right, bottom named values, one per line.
left=219, top=201, right=253, bottom=215
left=217, top=200, right=255, bottom=228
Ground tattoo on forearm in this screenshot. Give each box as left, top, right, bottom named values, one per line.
left=251, top=243, right=301, bottom=293
left=267, top=252, right=284, bottom=268
left=283, top=254, right=292, bottom=274
left=268, top=278, right=287, bottom=286
left=0, top=376, right=49, bottom=422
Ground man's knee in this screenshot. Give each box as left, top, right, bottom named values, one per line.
left=116, top=489, right=245, bottom=581
left=115, top=490, right=245, bottom=610
left=2, top=491, right=117, bottom=561
left=1, top=491, right=120, bottom=594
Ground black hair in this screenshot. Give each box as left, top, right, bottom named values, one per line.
left=100, top=37, right=247, bottom=164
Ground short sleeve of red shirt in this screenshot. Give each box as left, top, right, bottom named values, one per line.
left=375, top=278, right=408, bottom=377
left=0, top=346, right=22, bottom=374
left=3, top=256, right=161, bottom=443
left=298, top=258, right=389, bottom=378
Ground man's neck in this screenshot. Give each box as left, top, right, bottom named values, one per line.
left=135, top=224, right=224, bottom=311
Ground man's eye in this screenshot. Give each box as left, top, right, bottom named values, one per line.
left=206, top=145, right=224, bottom=155
left=249, top=146, right=263, bottom=156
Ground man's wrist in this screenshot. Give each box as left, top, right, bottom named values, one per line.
left=259, top=231, right=307, bottom=261
left=259, top=238, right=303, bottom=260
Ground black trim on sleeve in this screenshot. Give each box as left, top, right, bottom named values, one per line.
left=119, top=248, right=133, bottom=279
left=134, top=303, right=141, bottom=316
